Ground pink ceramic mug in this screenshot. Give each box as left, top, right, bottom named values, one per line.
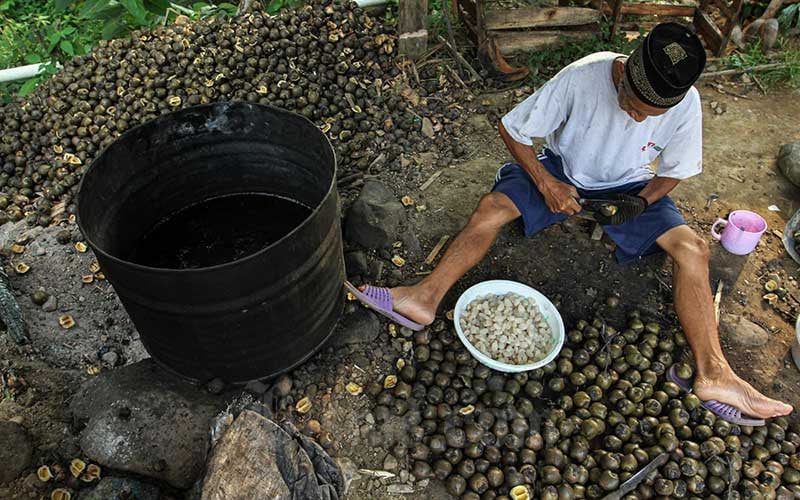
left=711, top=210, right=767, bottom=255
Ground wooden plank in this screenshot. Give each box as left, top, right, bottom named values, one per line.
left=425, top=235, right=451, bottom=265
left=694, top=9, right=724, bottom=55
left=484, top=7, right=600, bottom=30
left=709, top=0, right=734, bottom=22
left=618, top=21, right=658, bottom=31
left=600, top=3, right=697, bottom=16
left=421, top=170, right=443, bottom=190
left=398, top=0, right=429, bottom=58
left=494, top=30, right=596, bottom=54
left=475, top=0, right=486, bottom=44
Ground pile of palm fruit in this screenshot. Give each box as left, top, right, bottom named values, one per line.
left=0, top=0, right=450, bottom=227
left=369, top=311, right=800, bottom=499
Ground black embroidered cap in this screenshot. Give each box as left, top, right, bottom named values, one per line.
left=624, top=22, right=706, bottom=108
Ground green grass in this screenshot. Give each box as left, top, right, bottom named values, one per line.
left=721, top=38, right=800, bottom=88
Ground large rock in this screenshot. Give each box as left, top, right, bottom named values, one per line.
left=77, top=477, right=160, bottom=500
left=778, top=141, right=800, bottom=188
left=201, top=410, right=342, bottom=500
left=345, top=181, right=404, bottom=249
left=0, top=421, right=34, bottom=484
left=333, top=309, right=381, bottom=346
left=344, top=251, right=369, bottom=277
left=721, top=316, right=769, bottom=347
left=69, top=359, right=231, bottom=489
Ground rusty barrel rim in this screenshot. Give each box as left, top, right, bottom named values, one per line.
left=76, top=102, right=337, bottom=273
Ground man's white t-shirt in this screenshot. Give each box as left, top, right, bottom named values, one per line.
left=501, top=52, right=703, bottom=190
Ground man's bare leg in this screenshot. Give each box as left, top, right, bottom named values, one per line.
left=385, top=192, right=521, bottom=325
left=658, top=225, right=793, bottom=419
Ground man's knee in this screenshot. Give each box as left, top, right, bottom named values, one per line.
left=670, top=232, right=710, bottom=267
left=470, top=192, right=519, bottom=228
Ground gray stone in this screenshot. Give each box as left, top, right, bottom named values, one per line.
left=400, top=232, right=422, bottom=259
left=367, top=259, right=384, bottom=280
left=383, top=453, right=399, bottom=471
left=207, top=378, right=225, bottom=394
left=334, top=309, right=380, bottom=346
left=77, top=477, right=161, bottom=500
left=244, top=380, right=270, bottom=395
left=779, top=141, right=800, bottom=188
left=22, top=472, right=47, bottom=492
left=0, top=421, right=33, bottom=484
left=721, top=316, right=769, bottom=347
left=201, top=410, right=342, bottom=500
left=345, top=181, right=404, bottom=249
left=367, top=429, right=383, bottom=447
left=101, top=351, right=119, bottom=367
left=69, top=359, right=230, bottom=489
left=274, top=374, right=293, bottom=397
left=42, top=294, right=58, bottom=312
left=333, top=456, right=358, bottom=496
left=421, top=118, right=435, bottom=139
left=344, top=251, right=369, bottom=277
left=387, top=269, right=403, bottom=286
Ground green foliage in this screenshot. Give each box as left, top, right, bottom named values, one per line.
left=779, top=3, right=800, bottom=31
left=426, top=0, right=448, bottom=37
left=525, top=24, right=643, bottom=86
left=0, top=0, right=104, bottom=101
left=721, top=38, right=800, bottom=88
left=0, top=0, right=240, bottom=102
left=265, top=0, right=302, bottom=15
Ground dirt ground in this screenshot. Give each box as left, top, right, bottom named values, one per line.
left=2, top=81, right=800, bottom=499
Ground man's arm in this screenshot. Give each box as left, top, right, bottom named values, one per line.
left=637, top=176, right=681, bottom=205
left=498, top=122, right=582, bottom=215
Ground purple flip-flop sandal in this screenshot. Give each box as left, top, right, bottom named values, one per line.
left=344, top=281, right=424, bottom=331
left=667, top=365, right=766, bottom=426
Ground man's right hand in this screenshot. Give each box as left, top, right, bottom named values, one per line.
left=539, top=178, right=582, bottom=215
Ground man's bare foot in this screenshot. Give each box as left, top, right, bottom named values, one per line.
left=356, top=284, right=437, bottom=326
left=694, top=369, right=793, bottom=419
left=389, top=286, right=437, bottom=326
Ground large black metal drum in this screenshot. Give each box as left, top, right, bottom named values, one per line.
left=77, top=102, right=345, bottom=383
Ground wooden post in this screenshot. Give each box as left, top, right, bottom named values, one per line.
left=609, top=0, right=624, bottom=39
left=399, top=0, right=429, bottom=59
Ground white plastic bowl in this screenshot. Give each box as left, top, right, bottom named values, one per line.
left=453, top=280, right=565, bottom=373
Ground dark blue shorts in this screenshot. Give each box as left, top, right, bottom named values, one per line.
left=492, top=149, right=685, bottom=264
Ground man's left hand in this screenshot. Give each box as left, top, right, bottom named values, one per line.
left=592, top=193, right=649, bottom=225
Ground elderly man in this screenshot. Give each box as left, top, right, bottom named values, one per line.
left=347, top=23, right=792, bottom=422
